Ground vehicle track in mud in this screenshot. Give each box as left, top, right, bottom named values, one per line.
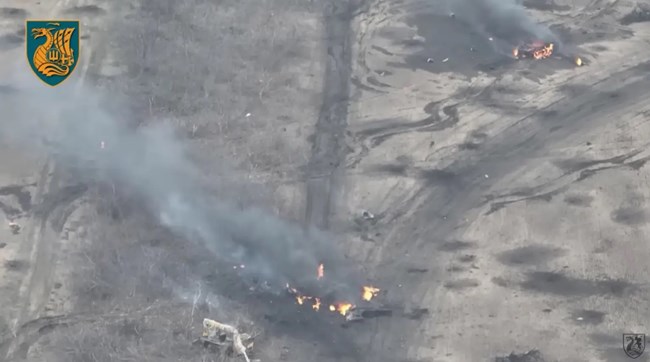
left=338, top=1, right=650, bottom=360
left=304, top=0, right=358, bottom=230
left=359, top=61, right=650, bottom=362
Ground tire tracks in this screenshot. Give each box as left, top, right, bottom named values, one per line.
left=304, top=0, right=358, bottom=229
left=372, top=61, right=650, bottom=361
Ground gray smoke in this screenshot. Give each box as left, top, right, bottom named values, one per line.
left=444, top=0, right=558, bottom=48
left=0, top=67, right=361, bottom=301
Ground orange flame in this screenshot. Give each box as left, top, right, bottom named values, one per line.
left=532, top=43, right=553, bottom=59
left=513, top=42, right=554, bottom=60
left=575, top=57, right=583, bottom=66
left=312, top=298, right=321, bottom=311
left=362, top=286, right=380, bottom=301
left=287, top=282, right=380, bottom=318
left=317, top=263, right=324, bottom=280
left=287, top=283, right=358, bottom=316
left=287, top=284, right=325, bottom=312
left=330, top=303, right=354, bottom=316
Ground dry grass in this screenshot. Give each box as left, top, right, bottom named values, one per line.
left=39, top=193, right=261, bottom=362
left=35, top=0, right=326, bottom=360
left=101, top=0, right=320, bottom=173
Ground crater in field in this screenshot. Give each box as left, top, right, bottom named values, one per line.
left=611, top=206, right=647, bottom=226
left=371, top=163, right=408, bottom=176
left=438, top=240, right=475, bottom=252
left=419, top=168, right=458, bottom=186
left=498, top=245, right=566, bottom=266
left=444, top=278, right=480, bottom=290
left=521, top=271, right=635, bottom=297
left=491, top=277, right=512, bottom=287
left=457, top=254, right=476, bottom=263
left=563, top=193, right=593, bottom=207
left=4, top=259, right=28, bottom=271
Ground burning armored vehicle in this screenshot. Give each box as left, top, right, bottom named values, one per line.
left=512, top=40, right=554, bottom=60
left=512, top=40, right=583, bottom=66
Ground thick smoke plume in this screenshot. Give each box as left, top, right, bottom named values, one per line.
left=0, top=68, right=361, bottom=301
left=444, top=0, right=558, bottom=49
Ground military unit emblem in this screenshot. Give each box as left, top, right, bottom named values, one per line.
left=25, top=20, right=80, bottom=86
left=624, top=333, right=646, bottom=359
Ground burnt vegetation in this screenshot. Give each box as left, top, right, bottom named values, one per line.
left=30, top=0, right=333, bottom=361
left=38, top=204, right=261, bottom=362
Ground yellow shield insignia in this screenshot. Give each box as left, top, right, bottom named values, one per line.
left=25, top=20, right=80, bottom=87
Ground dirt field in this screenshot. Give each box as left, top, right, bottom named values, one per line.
left=2, top=0, right=650, bottom=361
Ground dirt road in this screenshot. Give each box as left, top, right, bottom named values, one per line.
left=305, top=0, right=358, bottom=230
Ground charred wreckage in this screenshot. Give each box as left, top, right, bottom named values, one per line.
left=285, top=263, right=390, bottom=322
left=512, top=40, right=583, bottom=66
left=196, top=263, right=390, bottom=361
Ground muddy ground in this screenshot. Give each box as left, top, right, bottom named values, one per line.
left=2, top=0, right=650, bottom=361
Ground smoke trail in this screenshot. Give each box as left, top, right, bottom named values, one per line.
left=0, top=68, right=361, bottom=301
left=445, top=0, right=558, bottom=46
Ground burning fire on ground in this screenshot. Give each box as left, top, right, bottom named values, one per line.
left=512, top=41, right=554, bottom=60
left=286, top=264, right=380, bottom=318
left=512, top=40, right=583, bottom=67
left=362, top=286, right=380, bottom=301
left=575, top=56, right=583, bottom=66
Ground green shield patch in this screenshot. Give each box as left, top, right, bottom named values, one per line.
left=26, top=20, right=80, bottom=87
